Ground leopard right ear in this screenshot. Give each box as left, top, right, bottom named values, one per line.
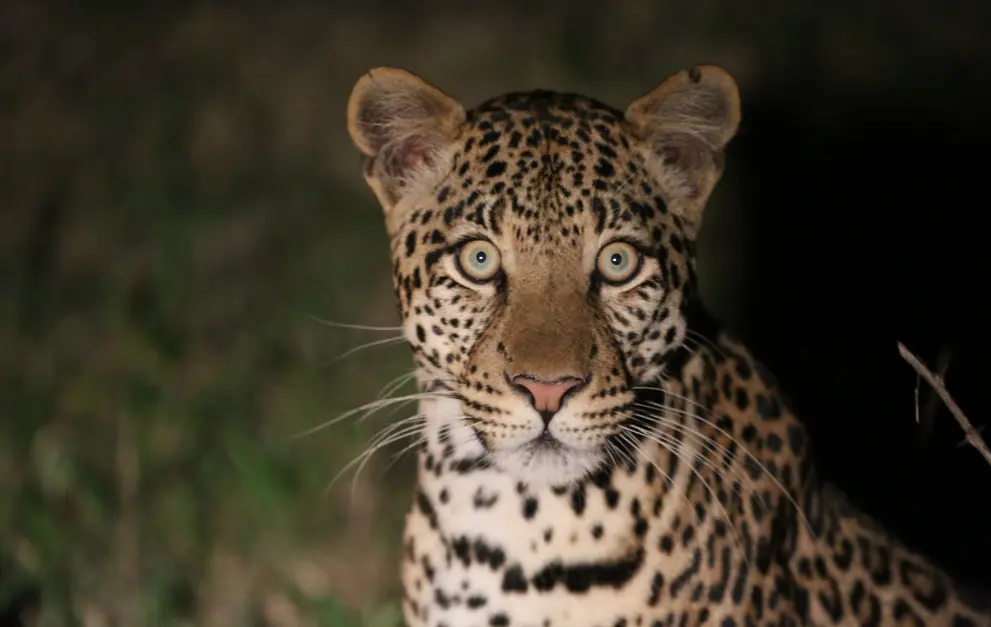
left=347, top=68, right=466, bottom=211
left=625, top=65, right=740, bottom=239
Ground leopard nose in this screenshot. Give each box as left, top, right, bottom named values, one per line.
left=510, top=374, right=588, bottom=425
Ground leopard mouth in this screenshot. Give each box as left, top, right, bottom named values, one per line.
left=533, top=430, right=561, bottom=447
left=523, top=430, right=566, bottom=454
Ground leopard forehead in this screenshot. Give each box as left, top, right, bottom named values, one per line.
left=393, top=90, right=684, bottom=251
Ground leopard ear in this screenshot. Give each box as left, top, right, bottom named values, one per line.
left=347, top=67, right=466, bottom=211
left=625, top=65, right=740, bottom=238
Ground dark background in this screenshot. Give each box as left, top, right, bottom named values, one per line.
left=2, top=1, right=989, bottom=625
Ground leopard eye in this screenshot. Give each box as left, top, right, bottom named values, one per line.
left=596, top=241, right=642, bottom=285
left=457, top=239, right=502, bottom=283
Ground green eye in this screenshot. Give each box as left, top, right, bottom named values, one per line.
left=597, top=241, right=641, bottom=284
left=457, top=239, right=502, bottom=282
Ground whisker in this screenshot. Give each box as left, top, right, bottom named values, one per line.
left=374, top=369, right=420, bottom=401
left=632, top=404, right=768, bottom=513
left=685, top=329, right=727, bottom=359
left=327, top=418, right=429, bottom=498
left=613, top=432, right=705, bottom=529
left=384, top=434, right=428, bottom=471
left=626, top=411, right=755, bottom=505
left=290, top=391, right=456, bottom=439
left=306, top=314, right=403, bottom=332
left=354, top=372, right=458, bottom=427
left=602, top=435, right=625, bottom=470
left=631, top=394, right=813, bottom=537
left=350, top=418, right=430, bottom=496
left=381, top=412, right=484, bottom=477
left=621, top=414, right=751, bottom=568
left=325, top=335, right=406, bottom=365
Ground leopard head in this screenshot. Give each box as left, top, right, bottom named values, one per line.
left=346, top=66, right=739, bottom=488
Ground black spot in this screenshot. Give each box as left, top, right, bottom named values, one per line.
left=452, top=536, right=471, bottom=566
left=404, top=231, right=416, bottom=255
left=473, top=539, right=502, bottom=569
left=424, top=248, right=444, bottom=271
left=766, top=433, right=782, bottom=453
left=479, top=130, right=500, bottom=146
left=466, top=595, right=487, bottom=609
left=473, top=487, right=499, bottom=509
left=899, top=559, right=948, bottom=611
left=416, top=489, right=438, bottom=529
left=450, top=456, right=491, bottom=473
left=648, top=572, right=665, bottom=605
left=523, top=497, right=539, bottom=519
left=755, top=393, right=781, bottom=420
left=834, top=538, right=853, bottom=571
left=707, top=545, right=731, bottom=603
left=682, top=525, right=695, bottom=547
left=659, top=535, right=673, bottom=554
left=594, top=158, right=615, bottom=178
left=751, top=585, right=764, bottom=619
left=817, top=579, right=844, bottom=622
left=670, top=549, right=701, bottom=599
left=434, top=588, right=451, bottom=609
left=571, top=484, right=587, bottom=515
left=605, top=488, right=620, bottom=508
left=529, top=548, right=646, bottom=593
left=481, top=144, right=500, bottom=162
left=734, top=387, right=749, bottom=411
left=731, top=560, right=748, bottom=606
left=489, top=613, right=509, bottom=626
left=486, top=161, right=507, bottom=177
left=741, top=424, right=757, bottom=443
left=501, top=565, right=528, bottom=592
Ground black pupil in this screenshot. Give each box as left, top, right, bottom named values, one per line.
left=610, top=252, right=624, bottom=266
left=475, top=250, right=487, bottom=264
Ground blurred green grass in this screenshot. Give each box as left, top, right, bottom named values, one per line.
left=1, top=146, right=419, bottom=624
left=1, top=6, right=425, bottom=625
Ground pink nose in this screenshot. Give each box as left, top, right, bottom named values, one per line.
left=511, top=374, right=586, bottom=418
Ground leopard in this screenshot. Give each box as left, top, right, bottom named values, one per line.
left=344, top=64, right=991, bottom=627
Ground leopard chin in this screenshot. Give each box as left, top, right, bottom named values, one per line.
left=488, top=439, right=605, bottom=489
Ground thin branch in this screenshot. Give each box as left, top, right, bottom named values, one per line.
left=897, top=342, right=991, bottom=468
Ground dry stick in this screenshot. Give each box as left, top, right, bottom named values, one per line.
left=897, top=342, right=991, bottom=468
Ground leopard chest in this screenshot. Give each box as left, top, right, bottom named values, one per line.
left=399, top=431, right=763, bottom=626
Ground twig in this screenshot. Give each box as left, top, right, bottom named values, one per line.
left=920, top=345, right=952, bottom=425
left=914, top=345, right=951, bottom=451
left=897, top=342, right=991, bottom=468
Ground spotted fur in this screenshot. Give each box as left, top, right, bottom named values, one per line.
left=346, top=65, right=990, bottom=627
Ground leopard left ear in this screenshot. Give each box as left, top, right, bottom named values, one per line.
left=347, top=67, right=466, bottom=212
left=625, top=65, right=740, bottom=238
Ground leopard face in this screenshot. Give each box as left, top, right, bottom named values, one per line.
left=347, top=66, right=739, bottom=489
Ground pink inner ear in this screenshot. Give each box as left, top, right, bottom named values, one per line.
left=403, top=139, right=431, bottom=169
left=382, top=135, right=436, bottom=185
left=659, top=132, right=708, bottom=170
